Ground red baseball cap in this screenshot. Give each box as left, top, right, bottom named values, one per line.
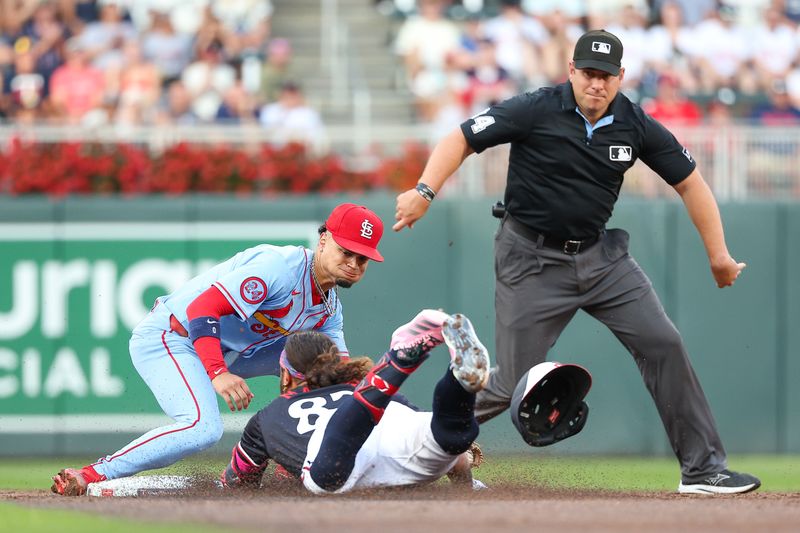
left=325, top=203, right=384, bottom=262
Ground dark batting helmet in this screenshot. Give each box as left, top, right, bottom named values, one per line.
left=510, top=362, right=592, bottom=447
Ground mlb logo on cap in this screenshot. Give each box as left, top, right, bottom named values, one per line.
left=325, top=203, right=385, bottom=262
left=573, top=29, right=623, bottom=76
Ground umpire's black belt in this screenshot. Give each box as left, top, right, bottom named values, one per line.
left=505, top=216, right=599, bottom=255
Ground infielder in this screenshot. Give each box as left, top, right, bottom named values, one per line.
left=51, top=203, right=385, bottom=496
left=393, top=30, right=760, bottom=494
left=219, top=309, right=491, bottom=493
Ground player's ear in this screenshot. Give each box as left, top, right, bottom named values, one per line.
left=279, top=368, right=290, bottom=393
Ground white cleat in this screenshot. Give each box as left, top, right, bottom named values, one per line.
left=442, top=313, right=490, bottom=393
left=472, top=478, right=489, bottom=491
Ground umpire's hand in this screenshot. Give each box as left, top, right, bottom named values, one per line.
left=212, top=372, right=254, bottom=411
left=394, top=189, right=431, bottom=231
left=711, top=254, right=747, bottom=288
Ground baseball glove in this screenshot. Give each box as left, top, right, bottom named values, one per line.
left=466, top=441, right=484, bottom=468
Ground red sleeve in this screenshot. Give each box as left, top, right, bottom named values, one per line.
left=186, top=286, right=237, bottom=380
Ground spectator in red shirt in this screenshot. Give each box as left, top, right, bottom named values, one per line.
left=643, top=73, right=702, bottom=127
left=48, top=37, right=106, bottom=124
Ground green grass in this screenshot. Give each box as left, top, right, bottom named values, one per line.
left=2, top=455, right=798, bottom=532
left=474, top=454, right=800, bottom=492
left=1, top=502, right=225, bottom=533
left=1, top=456, right=231, bottom=533
left=4, top=454, right=800, bottom=493
left=1, top=456, right=221, bottom=491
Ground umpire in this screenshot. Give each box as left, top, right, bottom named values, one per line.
left=393, top=29, right=760, bottom=495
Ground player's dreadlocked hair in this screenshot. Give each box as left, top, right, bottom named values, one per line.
left=284, top=331, right=373, bottom=389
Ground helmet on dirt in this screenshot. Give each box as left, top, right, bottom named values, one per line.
left=510, top=362, right=592, bottom=447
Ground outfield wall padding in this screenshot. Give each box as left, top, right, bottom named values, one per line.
left=0, top=196, right=796, bottom=457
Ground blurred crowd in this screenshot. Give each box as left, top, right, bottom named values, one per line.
left=0, top=0, right=324, bottom=144
left=5, top=0, right=800, bottom=138
left=391, top=0, right=800, bottom=130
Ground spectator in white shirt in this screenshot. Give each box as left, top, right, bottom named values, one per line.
left=482, top=0, right=547, bottom=88
left=141, top=10, right=194, bottom=84
left=750, top=4, right=798, bottom=90
left=181, top=40, right=236, bottom=121
left=210, top=0, right=273, bottom=57
left=259, top=81, right=326, bottom=150
left=585, top=0, right=649, bottom=21
left=79, top=1, right=137, bottom=71
left=521, top=0, right=586, bottom=25
left=685, top=7, right=755, bottom=94
left=720, top=0, right=772, bottom=28
left=606, top=4, right=650, bottom=96
left=650, top=0, right=717, bottom=26
left=644, top=0, right=698, bottom=93
left=394, top=0, right=461, bottom=121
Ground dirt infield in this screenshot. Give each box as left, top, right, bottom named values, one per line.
left=3, top=484, right=799, bottom=533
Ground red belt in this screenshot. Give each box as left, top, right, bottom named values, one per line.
left=170, top=315, right=189, bottom=337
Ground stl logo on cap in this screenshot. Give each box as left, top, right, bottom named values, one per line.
left=360, top=219, right=374, bottom=239
left=326, top=203, right=385, bottom=262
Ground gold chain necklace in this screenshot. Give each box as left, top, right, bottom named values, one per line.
left=310, top=256, right=337, bottom=316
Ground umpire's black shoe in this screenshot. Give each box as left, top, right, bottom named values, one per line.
left=678, top=469, right=761, bottom=495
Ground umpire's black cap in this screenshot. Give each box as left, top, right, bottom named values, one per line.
left=573, top=29, right=623, bottom=76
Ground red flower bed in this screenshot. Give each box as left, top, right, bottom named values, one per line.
left=0, top=140, right=430, bottom=196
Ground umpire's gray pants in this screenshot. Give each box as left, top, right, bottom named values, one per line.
left=476, top=219, right=727, bottom=481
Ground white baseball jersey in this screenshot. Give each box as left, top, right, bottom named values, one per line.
left=159, top=245, right=346, bottom=356
left=302, top=400, right=458, bottom=493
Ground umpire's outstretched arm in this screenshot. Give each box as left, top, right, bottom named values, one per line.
left=393, top=128, right=474, bottom=231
